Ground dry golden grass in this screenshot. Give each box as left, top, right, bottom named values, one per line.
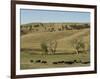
left=20, top=28, right=90, bottom=69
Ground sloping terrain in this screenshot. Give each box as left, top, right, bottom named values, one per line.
left=21, top=29, right=90, bottom=54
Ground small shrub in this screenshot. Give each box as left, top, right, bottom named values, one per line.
left=40, top=42, right=48, bottom=55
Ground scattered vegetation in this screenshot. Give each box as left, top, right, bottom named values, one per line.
left=48, top=40, right=57, bottom=54
left=40, top=41, right=48, bottom=56
left=40, top=40, right=58, bottom=55
left=72, top=39, right=86, bottom=54
left=20, top=23, right=90, bottom=35
left=20, top=23, right=90, bottom=69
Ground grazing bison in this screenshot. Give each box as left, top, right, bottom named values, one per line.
left=35, top=60, right=41, bottom=63
left=52, top=62, right=58, bottom=64
left=30, top=60, right=34, bottom=63
left=64, top=61, right=74, bottom=64
left=74, top=60, right=82, bottom=63
left=57, top=61, right=64, bottom=64
left=73, top=60, right=77, bottom=63
left=81, top=61, right=90, bottom=64
left=41, top=61, right=47, bottom=64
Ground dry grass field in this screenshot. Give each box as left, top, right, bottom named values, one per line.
left=20, top=23, right=90, bottom=69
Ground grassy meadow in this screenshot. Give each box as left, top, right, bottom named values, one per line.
left=20, top=23, right=90, bottom=69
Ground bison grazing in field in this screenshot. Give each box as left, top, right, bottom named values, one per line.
left=35, top=60, right=41, bottom=63
left=64, top=61, right=74, bottom=64
left=52, top=62, right=58, bottom=64
left=57, top=61, right=64, bottom=64
left=73, top=60, right=77, bottom=63
left=30, top=60, right=34, bottom=63
left=41, top=61, right=47, bottom=64
left=81, top=61, right=90, bottom=64
left=73, top=60, right=82, bottom=63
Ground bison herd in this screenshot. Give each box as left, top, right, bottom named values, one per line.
left=30, top=59, right=90, bottom=65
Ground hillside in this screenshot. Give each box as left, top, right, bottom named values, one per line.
left=20, top=23, right=90, bottom=35
left=20, top=23, right=90, bottom=69
left=21, top=28, right=90, bottom=54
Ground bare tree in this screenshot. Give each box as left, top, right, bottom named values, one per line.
left=72, top=39, right=85, bottom=54
left=48, top=40, right=57, bottom=54
left=52, top=40, right=57, bottom=54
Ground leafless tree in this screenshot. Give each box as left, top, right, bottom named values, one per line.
left=48, top=40, right=57, bottom=54
left=72, top=39, right=85, bottom=54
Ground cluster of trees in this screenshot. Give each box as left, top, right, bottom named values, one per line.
left=69, top=24, right=90, bottom=30
left=72, top=39, right=88, bottom=54
left=40, top=40, right=57, bottom=56
left=40, top=38, right=89, bottom=56
left=20, top=23, right=90, bottom=35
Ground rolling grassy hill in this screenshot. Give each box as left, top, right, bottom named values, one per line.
left=20, top=23, right=90, bottom=69
left=21, top=29, right=90, bottom=54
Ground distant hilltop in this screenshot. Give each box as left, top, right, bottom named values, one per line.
left=20, top=23, right=90, bottom=35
